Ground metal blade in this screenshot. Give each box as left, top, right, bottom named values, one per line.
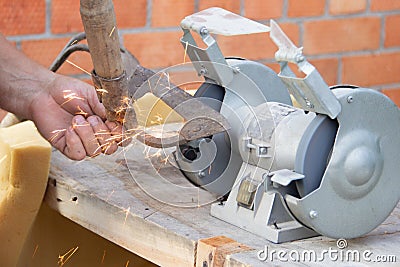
left=126, top=70, right=230, bottom=148
left=181, top=7, right=270, bottom=36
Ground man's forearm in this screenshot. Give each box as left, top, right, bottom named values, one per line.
left=0, top=34, right=55, bottom=120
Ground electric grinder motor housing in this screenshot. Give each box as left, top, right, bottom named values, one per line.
left=174, top=8, right=400, bottom=243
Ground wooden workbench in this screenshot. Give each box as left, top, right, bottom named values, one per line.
left=44, top=141, right=400, bottom=267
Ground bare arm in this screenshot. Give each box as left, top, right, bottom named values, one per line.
left=0, top=34, right=123, bottom=160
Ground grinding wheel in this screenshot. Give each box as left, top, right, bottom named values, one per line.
left=295, top=115, right=338, bottom=197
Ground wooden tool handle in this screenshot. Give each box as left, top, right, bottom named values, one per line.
left=80, top=0, right=129, bottom=122
left=80, top=0, right=123, bottom=79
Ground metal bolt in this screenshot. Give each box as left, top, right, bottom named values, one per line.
left=259, top=147, right=268, bottom=155
left=305, top=100, right=314, bottom=108
left=202, top=261, right=208, bottom=267
left=309, top=210, right=318, bottom=219
left=200, top=27, right=209, bottom=35
left=295, top=54, right=305, bottom=63
left=199, top=68, right=207, bottom=75
left=198, top=171, right=206, bottom=178
left=347, top=96, right=354, bottom=103
left=233, top=66, right=240, bottom=74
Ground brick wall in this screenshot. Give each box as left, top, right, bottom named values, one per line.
left=2, top=0, right=400, bottom=105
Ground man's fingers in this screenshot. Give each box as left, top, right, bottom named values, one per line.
left=86, top=86, right=107, bottom=119
left=88, top=116, right=118, bottom=155
left=72, top=115, right=101, bottom=157
left=64, top=126, right=86, bottom=160
left=105, top=121, right=131, bottom=146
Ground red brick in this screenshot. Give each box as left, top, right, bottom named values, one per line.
left=385, top=15, right=400, bottom=47
left=20, top=38, right=93, bottom=76
left=0, top=0, right=45, bottom=36
left=371, top=0, right=400, bottom=11
left=287, top=0, right=325, bottom=17
left=198, top=0, right=240, bottom=13
left=309, top=58, right=339, bottom=86
left=152, top=0, right=194, bottom=27
left=303, top=17, right=380, bottom=55
left=114, top=0, right=147, bottom=28
left=167, top=69, right=204, bottom=90
left=329, top=0, right=367, bottom=15
left=123, top=31, right=184, bottom=69
left=265, top=58, right=338, bottom=86
left=244, top=0, right=283, bottom=20
left=51, top=0, right=146, bottom=34
left=218, top=23, right=299, bottom=60
left=264, top=62, right=281, bottom=73
left=51, top=0, right=82, bottom=34
left=342, top=52, right=400, bottom=87
left=382, top=88, right=400, bottom=107
left=0, top=109, right=7, bottom=122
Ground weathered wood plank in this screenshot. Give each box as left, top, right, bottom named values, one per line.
left=45, top=142, right=400, bottom=267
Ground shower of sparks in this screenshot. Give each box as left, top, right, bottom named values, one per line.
left=120, top=206, right=131, bottom=226
left=96, top=88, right=109, bottom=94
left=208, top=164, right=212, bottom=175
left=125, top=260, right=130, bottom=267
left=58, top=246, right=79, bottom=266
left=75, top=105, right=88, bottom=117
left=101, top=250, right=106, bottom=264
left=49, top=128, right=66, bottom=143
left=65, top=60, right=91, bottom=76
left=150, top=114, right=164, bottom=125
left=109, top=26, right=116, bottom=37
left=72, top=122, right=89, bottom=130
left=160, top=154, right=170, bottom=164
left=32, top=245, right=39, bottom=259
left=183, top=41, right=188, bottom=64
left=61, top=90, right=85, bottom=106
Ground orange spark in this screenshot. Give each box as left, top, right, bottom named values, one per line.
left=109, top=26, right=116, bottom=37
left=65, top=60, right=91, bottom=75
left=61, top=90, right=85, bottom=106
left=160, top=154, right=170, bottom=165
left=120, top=206, right=131, bottom=226
left=183, top=41, right=188, bottom=64
left=58, top=246, right=79, bottom=266
left=125, top=260, right=130, bottom=267
left=101, top=250, right=106, bottom=264
left=96, top=88, right=109, bottom=94
left=75, top=105, right=88, bottom=117
left=32, top=244, right=39, bottom=259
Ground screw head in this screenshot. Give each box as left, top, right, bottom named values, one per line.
left=295, top=54, right=305, bottom=63
left=309, top=210, right=318, bottom=219
left=305, top=100, right=314, bottom=108
left=199, top=68, right=207, bottom=75
left=347, top=96, right=354, bottom=103
left=200, top=27, right=209, bottom=35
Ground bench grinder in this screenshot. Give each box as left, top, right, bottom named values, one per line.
left=174, top=8, right=400, bottom=243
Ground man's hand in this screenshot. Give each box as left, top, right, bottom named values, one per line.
left=30, top=74, right=124, bottom=160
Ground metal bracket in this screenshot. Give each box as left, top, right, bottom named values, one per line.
left=270, top=169, right=305, bottom=187
left=180, top=28, right=233, bottom=86
left=180, top=7, right=269, bottom=87
left=270, top=20, right=341, bottom=119
left=243, top=136, right=271, bottom=158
